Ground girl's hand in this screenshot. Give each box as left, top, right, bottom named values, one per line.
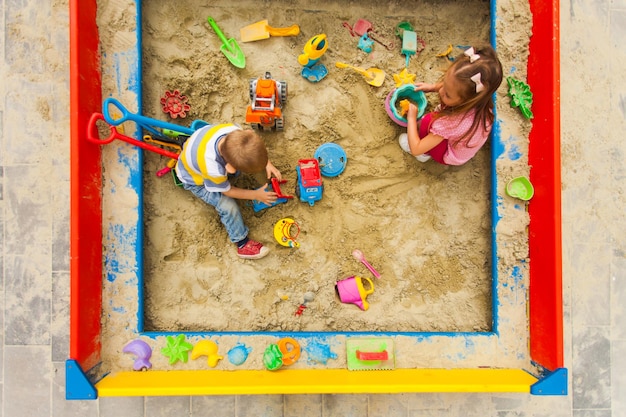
left=256, top=184, right=278, bottom=205
left=265, top=161, right=282, bottom=181
left=407, top=103, right=418, bottom=118
left=414, top=82, right=439, bottom=93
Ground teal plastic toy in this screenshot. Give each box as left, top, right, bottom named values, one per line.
left=384, top=84, right=428, bottom=127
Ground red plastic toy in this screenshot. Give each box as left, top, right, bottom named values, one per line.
left=356, top=350, right=389, bottom=361
left=160, top=90, right=191, bottom=118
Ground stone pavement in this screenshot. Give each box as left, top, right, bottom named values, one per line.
left=1, top=0, right=624, bottom=416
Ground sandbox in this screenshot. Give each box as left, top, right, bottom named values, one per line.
left=67, top=0, right=564, bottom=398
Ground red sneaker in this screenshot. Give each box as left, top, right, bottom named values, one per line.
left=237, top=239, right=270, bottom=259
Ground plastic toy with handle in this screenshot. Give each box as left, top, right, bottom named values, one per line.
left=298, top=34, right=329, bottom=82
left=87, top=113, right=181, bottom=160
left=240, top=20, right=300, bottom=42
left=352, top=249, right=381, bottom=279
left=335, top=62, right=385, bottom=87
left=336, top=275, right=375, bottom=311
left=207, top=16, right=245, bottom=68
left=102, top=97, right=195, bottom=138
left=252, top=178, right=293, bottom=212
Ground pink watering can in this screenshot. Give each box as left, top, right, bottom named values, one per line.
left=335, top=276, right=375, bottom=310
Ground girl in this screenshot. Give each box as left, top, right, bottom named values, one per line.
left=399, top=44, right=503, bottom=165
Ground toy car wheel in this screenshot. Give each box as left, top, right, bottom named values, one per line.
left=249, top=79, right=257, bottom=101
left=278, top=81, right=288, bottom=105
left=275, top=118, right=284, bottom=131
left=251, top=123, right=260, bottom=131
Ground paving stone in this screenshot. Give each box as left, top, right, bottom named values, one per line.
left=369, top=393, right=409, bottom=417
left=4, top=254, right=51, bottom=345
left=3, top=346, right=50, bottom=417
left=235, top=395, right=284, bottom=417
left=191, top=395, right=235, bottom=417
left=611, top=340, right=626, bottom=417
left=569, top=243, right=611, bottom=326
left=51, top=271, right=70, bottom=361
left=572, top=326, right=611, bottom=410
left=323, top=394, right=369, bottom=417
left=99, top=396, right=144, bottom=417
left=145, top=395, right=190, bottom=416
left=284, top=394, right=322, bottom=417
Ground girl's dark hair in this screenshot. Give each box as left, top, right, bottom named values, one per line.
left=438, top=44, right=503, bottom=146
left=220, top=130, right=268, bottom=173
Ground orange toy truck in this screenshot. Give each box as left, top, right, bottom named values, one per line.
left=246, top=72, right=287, bottom=131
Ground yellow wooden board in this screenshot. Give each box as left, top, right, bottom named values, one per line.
left=96, top=368, right=538, bottom=397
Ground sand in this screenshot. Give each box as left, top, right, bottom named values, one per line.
left=96, top=0, right=532, bottom=372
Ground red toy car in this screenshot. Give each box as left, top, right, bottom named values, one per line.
left=295, top=159, right=323, bottom=206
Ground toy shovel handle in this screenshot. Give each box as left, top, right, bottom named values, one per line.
left=335, top=61, right=359, bottom=71
left=361, top=259, right=381, bottom=279
left=103, top=97, right=194, bottom=136
left=335, top=62, right=369, bottom=77
left=267, top=24, right=300, bottom=37
left=102, top=97, right=132, bottom=126
left=86, top=112, right=180, bottom=160
left=207, top=17, right=230, bottom=45
left=87, top=112, right=117, bottom=144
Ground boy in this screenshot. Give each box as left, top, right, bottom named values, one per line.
left=175, top=123, right=281, bottom=259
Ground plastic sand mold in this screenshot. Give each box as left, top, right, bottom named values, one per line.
left=314, top=143, right=347, bottom=177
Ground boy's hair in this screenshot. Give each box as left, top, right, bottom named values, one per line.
left=220, top=129, right=268, bottom=173
left=439, top=44, right=503, bottom=145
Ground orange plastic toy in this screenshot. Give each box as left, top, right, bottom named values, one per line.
left=245, top=71, right=287, bottom=131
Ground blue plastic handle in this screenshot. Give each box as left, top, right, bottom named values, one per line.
left=102, top=97, right=195, bottom=136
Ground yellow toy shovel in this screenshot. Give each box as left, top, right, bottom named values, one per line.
left=240, top=20, right=300, bottom=42
left=335, top=62, right=385, bottom=87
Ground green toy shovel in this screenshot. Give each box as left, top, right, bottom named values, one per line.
left=207, top=16, right=245, bottom=69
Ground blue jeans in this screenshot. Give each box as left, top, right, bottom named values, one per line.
left=182, top=183, right=248, bottom=244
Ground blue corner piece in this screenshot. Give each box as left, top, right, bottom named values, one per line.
left=65, top=359, right=97, bottom=400
left=531, top=368, right=568, bottom=395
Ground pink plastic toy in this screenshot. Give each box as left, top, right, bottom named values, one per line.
left=335, top=275, right=374, bottom=310
left=352, top=249, right=381, bottom=278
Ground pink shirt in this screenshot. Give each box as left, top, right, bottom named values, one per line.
left=429, top=108, right=492, bottom=165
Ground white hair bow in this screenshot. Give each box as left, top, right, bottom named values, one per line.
left=471, top=73, right=485, bottom=93
left=464, top=47, right=480, bottom=63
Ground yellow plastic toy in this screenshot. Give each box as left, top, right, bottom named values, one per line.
left=436, top=43, right=453, bottom=58
left=398, top=99, right=410, bottom=117
left=191, top=340, right=223, bottom=368
left=273, top=218, right=300, bottom=248
left=297, top=34, right=328, bottom=66
left=393, top=68, right=417, bottom=87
